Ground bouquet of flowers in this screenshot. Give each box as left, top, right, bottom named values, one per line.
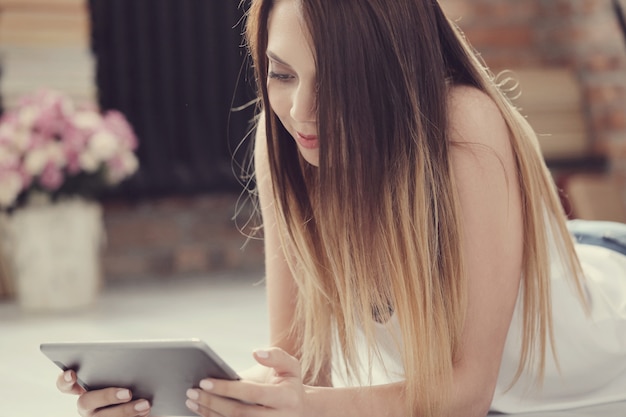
left=0, top=90, right=139, bottom=210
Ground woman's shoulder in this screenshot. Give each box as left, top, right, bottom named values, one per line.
left=446, top=84, right=510, bottom=147
left=447, top=84, right=500, bottom=117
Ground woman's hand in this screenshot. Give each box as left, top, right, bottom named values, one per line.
left=56, top=370, right=152, bottom=417
left=236, top=362, right=273, bottom=384
left=185, top=348, right=308, bottom=417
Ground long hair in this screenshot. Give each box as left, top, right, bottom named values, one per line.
left=245, top=1, right=584, bottom=415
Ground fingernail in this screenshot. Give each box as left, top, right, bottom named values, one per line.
left=200, top=379, right=214, bottom=391
left=116, top=389, right=131, bottom=400
left=255, top=349, right=269, bottom=359
left=186, top=389, right=199, bottom=400
left=186, top=399, right=199, bottom=411
left=134, top=400, right=150, bottom=412
left=63, top=371, right=73, bottom=383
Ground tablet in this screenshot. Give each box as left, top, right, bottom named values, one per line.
left=41, top=339, right=240, bottom=417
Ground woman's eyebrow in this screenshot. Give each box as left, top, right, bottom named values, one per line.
left=266, top=50, right=293, bottom=68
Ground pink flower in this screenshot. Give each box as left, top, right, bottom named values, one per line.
left=39, top=162, right=64, bottom=191
left=61, top=124, right=90, bottom=175
left=64, top=150, right=82, bottom=175
left=26, top=131, right=49, bottom=152
left=34, top=100, right=70, bottom=140
left=0, top=89, right=139, bottom=209
left=63, top=123, right=90, bottom=154
left=104, top=110, right=138, bottom=150
left=0, top=114, right=18, bottom=147
left=105, top=152, right=138, bottom=184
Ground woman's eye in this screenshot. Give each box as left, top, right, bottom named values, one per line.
left=268, top=71, right=294, bottom=82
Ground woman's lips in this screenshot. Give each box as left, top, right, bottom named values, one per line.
left=295, top=131, right=319, bottom=150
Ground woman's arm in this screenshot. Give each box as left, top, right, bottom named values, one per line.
left=444, top=86, right=525, bottom=416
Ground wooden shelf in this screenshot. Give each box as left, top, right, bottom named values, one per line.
left=0, top=0, right=94, bottom=106
left=0, top=0, right=84, bottom=12
left=0, top=0, right=88, bottom=47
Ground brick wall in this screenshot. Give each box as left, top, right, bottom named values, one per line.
left=441, top=0, right=626, bottom=156
left=102, top=193, right=264, bottom=282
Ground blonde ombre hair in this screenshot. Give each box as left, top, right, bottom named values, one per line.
left=245, top=0, right=584, bottom=415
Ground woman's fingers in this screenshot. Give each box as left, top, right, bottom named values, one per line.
left=188, top=379, right=265, bottom=408
left=186, top=386, right=272, bottom=417
left=252, top=348, right=301, bottom=380
left=56, top=371, right=150, bottom=417
left=56, top=370, right=86, bottom=395
left=186, top=348, right=305, bottom=416
left=76, top=387, right=150, bottom=417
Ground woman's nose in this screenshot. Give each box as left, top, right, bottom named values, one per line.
left=290, top=83, right=316, bottom=123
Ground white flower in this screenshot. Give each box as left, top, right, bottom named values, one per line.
left=23, top=143, right=67, bottom=175
left=74, top=111, right=102, bottom=130
left=123, top=152, right=139, bottom=175
left=106, top=151, right=139, bottom=184
left=88, top=131, right=119, bottom=161
left=0, top=145, right=18, bottom=168
left=79, top=151, right=99, bottom=173
left=8, top=126, right=32, bottom=152
left=18, top=105, right=39, bottom=129
left=23, top=147, right=49, bottom=176
left=0, top=171, right=23, bottom=208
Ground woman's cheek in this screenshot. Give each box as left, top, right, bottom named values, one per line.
left=267, top=87, right=291, bottom=126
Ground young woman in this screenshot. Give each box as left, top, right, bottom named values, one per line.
left=57, top=0, right=626, bottom=416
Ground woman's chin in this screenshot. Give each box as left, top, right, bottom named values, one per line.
left=298, top=147, right=320, bottom=167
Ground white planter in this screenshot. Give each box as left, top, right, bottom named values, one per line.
left=0, top=198, right=103, bottom=311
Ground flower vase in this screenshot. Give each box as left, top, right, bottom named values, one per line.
left=0, top=198, right=103, bottom=311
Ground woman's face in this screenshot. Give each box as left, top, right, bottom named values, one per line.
left=266, top=0, right=319, bottom=167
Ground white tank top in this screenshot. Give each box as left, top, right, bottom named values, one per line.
left=332, top=242, right=626, bottom=413
left=491, top=242, right=626, bottom=413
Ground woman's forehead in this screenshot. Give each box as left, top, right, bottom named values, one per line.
left=270, top=0, right=305, bottom=21
left=267, top=0, right=314, bottom=57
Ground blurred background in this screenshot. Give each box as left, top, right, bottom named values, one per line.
left=0, top=0, right=625, bottom=416
left=0, top=0, right=625, bottom=294
left=0, top=0, right=263, bottom=301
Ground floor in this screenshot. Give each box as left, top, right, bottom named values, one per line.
left=0, top=272, right=268, bottom=417
left=1, top=273, right=625, bottom=417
